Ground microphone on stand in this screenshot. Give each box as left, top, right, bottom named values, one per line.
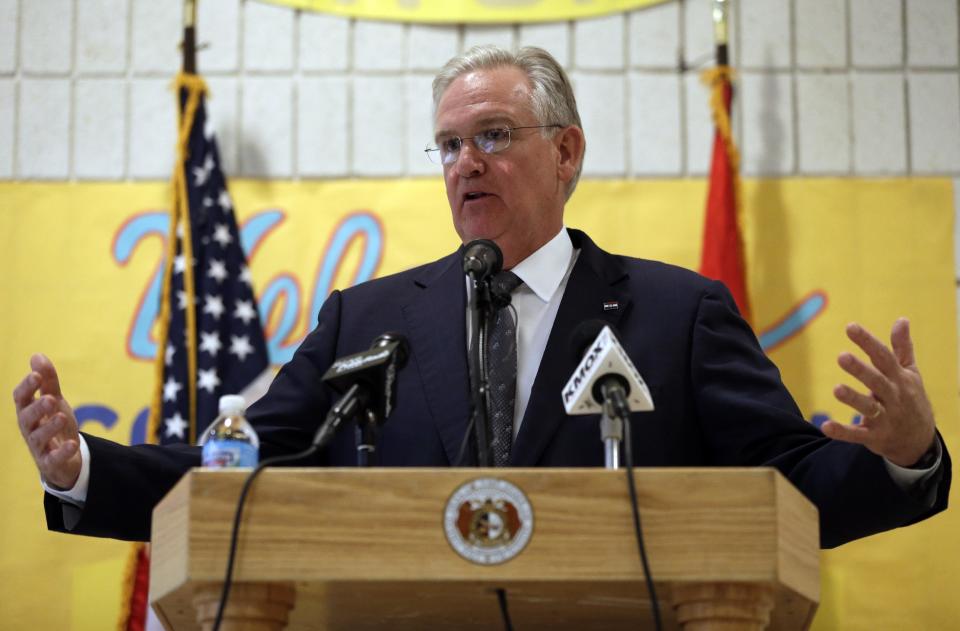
left=462, top=238, right=503, bottom=281
left=314, top=332, right=410, bottom=455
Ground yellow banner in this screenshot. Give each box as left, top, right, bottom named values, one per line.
left=259, top=0, right=669, bottom=24
left=0, top=178, right=956, bottom=630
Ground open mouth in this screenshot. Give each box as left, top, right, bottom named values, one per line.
left=464, top=192, right=490, bottom=202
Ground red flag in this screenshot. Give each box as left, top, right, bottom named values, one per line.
left=699, top=67, right=751, bottom=323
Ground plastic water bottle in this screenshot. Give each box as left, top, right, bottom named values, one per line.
left=200, top=394, right=259, bottom=468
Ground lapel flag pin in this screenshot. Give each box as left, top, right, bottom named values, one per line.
left=603, top=301, right=619, bottom=311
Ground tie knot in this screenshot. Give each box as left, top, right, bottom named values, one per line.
left=491, top=270, right=523, bottom=296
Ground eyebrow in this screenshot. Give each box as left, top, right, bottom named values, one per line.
left=434, top=116, right=517, bottom=141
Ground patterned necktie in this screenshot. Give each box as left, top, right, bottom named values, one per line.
left=487, top=271, right=523, bottom=466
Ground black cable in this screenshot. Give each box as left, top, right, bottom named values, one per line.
left=210, top=444, right=319, bottom=631
left=621, top=417, right=663, bottom=631
left=495, top=588, right=515, bottom=631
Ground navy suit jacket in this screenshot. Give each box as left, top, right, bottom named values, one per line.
left=47, top=230, right=950, bottom=548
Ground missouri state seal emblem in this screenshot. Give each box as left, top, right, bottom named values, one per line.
left=443, top=478, right=534, bottom=565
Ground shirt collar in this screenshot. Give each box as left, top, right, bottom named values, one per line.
left=510, top=228, right=574, bottom=303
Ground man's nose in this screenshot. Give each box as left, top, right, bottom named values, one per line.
left=454, top=140, right=486, bottom=177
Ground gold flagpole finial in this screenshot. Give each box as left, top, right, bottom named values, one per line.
left=712, top=0, right=729, bottom=47
left=184, top=0, right=197, bottom=28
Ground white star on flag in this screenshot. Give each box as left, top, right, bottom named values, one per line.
left=165, top=343, right=175, bottom=366
left=212, top=223, right=233, bottom=247
left=174, top=255, right=186, bottom=274
left=164, top=412, right=188, bottom=439
left=203, top=294, right=225, bottom=319
left=229, top=335, right=254, bottom=361
left=177, top=290, right=191, bottom=310
left=199, top=331, right=222, bottom=356
left=163, top=377, right=182, bottom=403
left=218, top=189, right=232, bottom=210
left=203, top=196, right=214, bottom=207
left=198, top=368, right=221, bottom=393
left=233, top=300, right=257, bottom=325
left=192, top=164, right=211, bottom=187
left=240, top=265, right=252, bottom=285
left=208, top=259, right=228, bottom=283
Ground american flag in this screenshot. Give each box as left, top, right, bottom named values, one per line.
left=157, top=82, right=270, bottom=446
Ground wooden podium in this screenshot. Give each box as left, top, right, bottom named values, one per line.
left=149, top=468, right=819, bottom=631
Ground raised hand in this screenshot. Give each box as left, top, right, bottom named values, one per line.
left=13, top=354, right=83, bottom=489
left=822, top=318, right=937, bottom=468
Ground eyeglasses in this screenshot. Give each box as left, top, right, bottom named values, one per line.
left=425, top=125, right=562, bottom=165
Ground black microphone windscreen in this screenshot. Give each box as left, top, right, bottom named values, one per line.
left=462, top=239, right=503, bottom=280
left=371, top=331, right=410, bottom=369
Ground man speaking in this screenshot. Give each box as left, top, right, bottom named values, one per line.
left=14, top=46, right=950, bottom=549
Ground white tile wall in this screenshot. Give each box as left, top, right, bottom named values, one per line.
left=0, top=79, right=13, bottom=176
left=352, top=76, right=404, bottom=176
left=574, top=73, right=626, bottom=175
left=574, top=14, right=625, bottom=70
left=354, top=21, right=406, bottom=71
left=684, top=72, right=714, bottom=176
left=740, top=72, right=795, bottom=175
left=299, top=13, right=350, bottom=72
left=406, top=74, right=436, bottom=177
left=129, top=78, right=176, bottom=178
left=463, top=25, right=514, bottom=52
left=850, top=0, right=902, bottom=68
left=740, top=0, right=792, bottom=69
left=298, top=76, right=348, bottom=177
left=408, top=25, right=459, bottom=72
left=796, top=73, right=850, bottom=173
left=906, top=0, right=959, bottom=68
left=199, top=0, right=240, bottom=73
left=131, top=0, right=182, bottom=75
left=74, top=79, right=126, bottom=179
left=244, top=2, right=294, bottom=72
left=0, top=0, right=955, bottom=184
left=240, top=77, right=292, bottom=177
left=21, top=0, right=72, bottom=75
left=851, top=72, right=907, bottom=174
left=206, top=77, right=240, bottom=174
left=518, top=22, right=570, bottom=68
left=19, top=79, right=70, bottom=178
left=628, top=2, right=678, bottom=69
left=908, top=73, right=960, bottom=173
left=795, top=0, right=847, bottom=68
left=77, top=0, right=128, bottom=74
left=0, top=0, right=16, bottom=73
left=629, top=73, right=682, bottom=175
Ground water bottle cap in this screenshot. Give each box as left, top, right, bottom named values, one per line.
left=218, top=394, right=246, bottom=415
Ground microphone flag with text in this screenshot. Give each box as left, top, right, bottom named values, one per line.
left=562, top=320, right=655, bottom=416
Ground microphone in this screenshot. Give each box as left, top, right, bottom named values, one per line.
left=462, top=239, right=503, bottom=281
left=314, top=332, right=410, bottom=448
left=562, top=320, right=654, bottom=417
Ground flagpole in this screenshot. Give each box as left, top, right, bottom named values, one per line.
left=183, top=0, right=197, bottom=74
left=712, top=0, right=729, bottom=67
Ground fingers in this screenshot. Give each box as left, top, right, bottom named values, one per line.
left=833, top=384, right=883, bottom=423
left=890, top=317, right=916, bottom=369
left=837, top=352, right=893, bottom=401
left=30, top=353, right=63, bottom=398
left=12, top=371, right=41, bottom=413
left=17, top=395, right=58, bottom=436
left=846, top=323, right=901, bottom=378
left=27, top=413, right=66, bottom=455
left=820, top=419, right=871, bottom=446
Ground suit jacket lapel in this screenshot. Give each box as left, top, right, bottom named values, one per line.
left=510, top=230, right=633, bottom=466
left=400, top=252, right=472, bottom=465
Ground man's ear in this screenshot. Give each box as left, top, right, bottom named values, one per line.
left=554, top=125, right=585, bottom=184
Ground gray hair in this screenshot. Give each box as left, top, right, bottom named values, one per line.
left=432, top=45, right=585, bottom=198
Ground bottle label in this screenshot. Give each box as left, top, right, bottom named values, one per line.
left=202, top=439, right=258, bottom=468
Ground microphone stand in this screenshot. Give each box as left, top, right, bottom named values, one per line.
left=599, top=380, right=630, bottom=470
left=467, top=277, right=496, bottom=467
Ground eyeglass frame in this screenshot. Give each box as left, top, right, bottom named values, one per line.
left=424, top=124, right=563, bottom=165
